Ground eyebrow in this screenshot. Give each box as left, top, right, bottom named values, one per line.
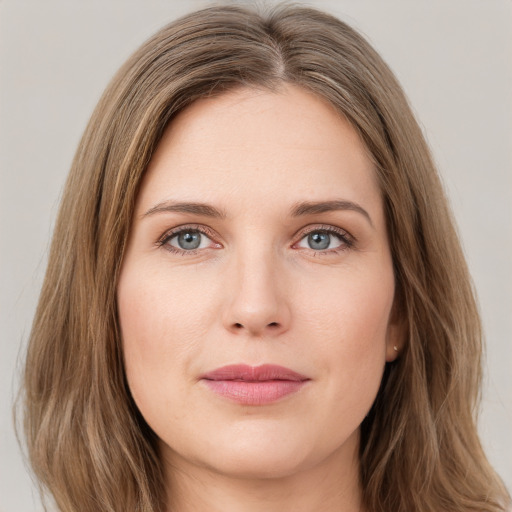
left=142, top=201, right=227, bottom=219
left=290, top=200, right=374, bottom=227
left=142, top=198, right=373, bottom=227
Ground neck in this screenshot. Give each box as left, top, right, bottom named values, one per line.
left=162, top=434, right=365, bottom=512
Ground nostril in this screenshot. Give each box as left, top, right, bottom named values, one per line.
left=268, top=322, right=279, bottom=328
left=234, top=323, right=243, bottom=329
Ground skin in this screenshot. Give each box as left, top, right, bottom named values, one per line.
left=117, top=85, right=401, bottom=512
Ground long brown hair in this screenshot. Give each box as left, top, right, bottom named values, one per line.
left=21, top=4, right=510, bottom=511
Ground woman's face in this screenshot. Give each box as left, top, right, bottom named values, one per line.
left=117, top=85, right=400, bottom=481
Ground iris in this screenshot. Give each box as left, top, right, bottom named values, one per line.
left=177, top=231, right=202, bottom=250
left=308, top=232, right=331, bottom=250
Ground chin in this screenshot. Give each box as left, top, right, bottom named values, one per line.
left=201, top=444, right=314, bottom=480
left=167, top=420, right=357, bottom=481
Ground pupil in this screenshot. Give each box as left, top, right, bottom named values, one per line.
left=178, top=231, right=201, bottom=250
left=308, top=232, right=330, bottom=250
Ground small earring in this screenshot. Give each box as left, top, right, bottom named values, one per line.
left=393, top=345, right=399, bottom=352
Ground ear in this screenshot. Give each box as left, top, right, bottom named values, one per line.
left=385, top=299, right=407, bottom=362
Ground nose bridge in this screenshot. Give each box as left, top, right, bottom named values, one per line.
left=223, top=241, right=290, bottom=336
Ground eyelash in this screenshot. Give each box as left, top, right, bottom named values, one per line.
left=295, top=224, right=355, bottom=255
left=156, top=224, right=219, bottom=255
left=156, top=224, right=355, bottom=256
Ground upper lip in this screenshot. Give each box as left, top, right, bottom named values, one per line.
left=201, top=364, right=309, bottom=382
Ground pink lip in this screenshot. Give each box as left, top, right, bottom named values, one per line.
left=200, top=364, right=310, bottom=405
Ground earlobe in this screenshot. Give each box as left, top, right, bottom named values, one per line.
left=385, top=300, right=406, bottom=362
left=385, top=324, right=402, bottom=362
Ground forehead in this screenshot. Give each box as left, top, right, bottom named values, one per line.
left=136, top=85, right=381, bottom=216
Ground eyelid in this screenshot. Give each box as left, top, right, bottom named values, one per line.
left=157, top=224, right=222, bottom=252
left=156, top=223, right=355, bottom=255
left=292, top=224, right=356, bottom=251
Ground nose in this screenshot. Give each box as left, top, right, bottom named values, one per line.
left=222, top=249, right=291, bottom=337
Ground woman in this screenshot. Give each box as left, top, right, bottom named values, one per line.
left=21, top=3, right=510, bottom=512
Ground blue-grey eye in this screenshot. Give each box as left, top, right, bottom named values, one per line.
left=308, top=232, right=330, bottom=250
left=297, top=230, right=344, bottom=251
left=169, top=230, right=209, bottom=250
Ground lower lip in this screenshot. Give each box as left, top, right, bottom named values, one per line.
left=202, top=380, right=307, bottom=405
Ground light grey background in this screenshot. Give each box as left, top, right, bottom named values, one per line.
left=1, top=1, right=510, bottom=511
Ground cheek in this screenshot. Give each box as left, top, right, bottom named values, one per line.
left=298, top=262, right=394, bottom=349
left=118, top=260, right=216, bottom=346
left=297, top=263, right=394, bottom=408
left=116, top=262, right=216, bottom=410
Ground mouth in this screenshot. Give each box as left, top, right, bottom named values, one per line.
left=200, top=364, right=310, bottom=405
